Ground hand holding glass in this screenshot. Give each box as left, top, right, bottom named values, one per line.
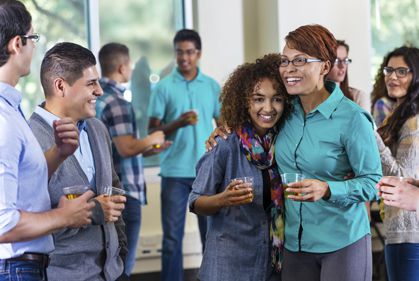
left=231, top=177, right=254, bottom=202
left=281, top=173, right=305, bottom=198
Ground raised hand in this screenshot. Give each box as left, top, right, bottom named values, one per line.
left=53, top=118, right=79, bottom=158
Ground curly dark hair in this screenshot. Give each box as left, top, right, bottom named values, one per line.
left=377, top=46, right=419, bottom=146
left=219, top=53, right=291, bottom=131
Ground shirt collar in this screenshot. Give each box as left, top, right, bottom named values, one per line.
left=315, top=81, right=344, bottom=119
left=294, top=81, right=344, bottom=119
left=99, top=77, right=126, bottom=97
left=35, top=103, right=87, bottom=132
left=172, top=67, right=204, bottom=82
left=0, top=82, right=22, bottom=110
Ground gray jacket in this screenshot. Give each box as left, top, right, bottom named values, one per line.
left=29, top=113, right=127, bottom=281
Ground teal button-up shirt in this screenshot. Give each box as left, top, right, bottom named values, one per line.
left=148, top=68, right=221, bottom=177
left=275, top=82, right=382, bottom=253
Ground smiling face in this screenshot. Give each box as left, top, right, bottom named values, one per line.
left=384, top=56, right=412, bottom=102
left=175, top=40, right=201, bottom=77
left=63, top=66, right=103, bottom=121
left=279, top=44, right=328, bottom=97
left=248, top=78, right=284, bottom=136
left=327, top=45, right=348, bottom=83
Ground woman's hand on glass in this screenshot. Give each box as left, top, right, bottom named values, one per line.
left=218, top=179, right=253, bottom=207
left=285, top=179, right=331, bottom=202
left=205, top=125, right=231, bottom=151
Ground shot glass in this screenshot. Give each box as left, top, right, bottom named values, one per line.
left=280, top=173, right=305, bottom=198
left=63, top=185, right=90, bottom=200
left=102, top=186, right=126, bottom=197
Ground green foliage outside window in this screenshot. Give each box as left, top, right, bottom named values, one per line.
left=19, top=0, right=87, bottom=116
left=371, top=0, right=419, bottom=77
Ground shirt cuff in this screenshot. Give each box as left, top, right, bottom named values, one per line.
left=0, top=209, right=21, bottom=236
left=326, top=181, right=348, bottom=201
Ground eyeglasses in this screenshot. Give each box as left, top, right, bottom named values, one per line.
left=175, top=48, right=199, bottom=57
left=334, top=58, right=352, bottom=65
left=20, top=33, right=40, bottom=45
left=383, top=67, right=411, bottom=78
left=279, top=56, right=322, bottom=67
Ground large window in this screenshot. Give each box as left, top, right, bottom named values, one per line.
left=370, top=0, right=419, bottom=77
left=19, top=0, right=184, bottom=167
left=19, top=0, right=88, bottom=116
left=99, top=0, right=184, bottom=166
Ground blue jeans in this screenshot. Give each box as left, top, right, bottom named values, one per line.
left=160, top=177, right=207, bottom=281
left=385, top=243, right=419, bottom=281
left=0, top=260, right=47, bottom=281
left=122, top=195, right=142, bottom=276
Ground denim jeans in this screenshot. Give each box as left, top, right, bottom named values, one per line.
left=122, top=195, right=142, bottom=276
left=385, top=243, right=419, bottom=281
left=160, top=177, right=207, bottom=281
left=0, top=260, right=47, bottom=281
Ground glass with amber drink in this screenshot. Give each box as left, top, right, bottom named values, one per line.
left=231, top=177, right=254, bottom=202
left=63, top=185, right=90, bottom=200
left=281, top=173, right=305, bottom=198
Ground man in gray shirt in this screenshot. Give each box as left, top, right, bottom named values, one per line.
left=29, top=42, right=128, bottom=281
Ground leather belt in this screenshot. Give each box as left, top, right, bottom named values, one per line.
left=8, top=253, right=50, bottom=268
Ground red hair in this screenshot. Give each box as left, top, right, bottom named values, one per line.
left=285, top=24, right=337, bottom=68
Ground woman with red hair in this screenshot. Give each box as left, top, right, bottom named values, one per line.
left=276, top=24, right=382, bottom=281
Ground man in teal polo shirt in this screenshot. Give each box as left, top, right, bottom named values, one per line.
left=148, top=29, right=220, bottom=281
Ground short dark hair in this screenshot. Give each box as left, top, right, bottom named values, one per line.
left=173, top=29, right=201, bottom=50
left=0, top=0, right=32, bottom=67
left=41, top=42, right=96, bottom=96
left=98, top=42, right=130, bottom=77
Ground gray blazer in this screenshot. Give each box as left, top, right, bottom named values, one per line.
left=189, top=134, right=274, bottom=281
left=29, top=113, right=127, bottom=281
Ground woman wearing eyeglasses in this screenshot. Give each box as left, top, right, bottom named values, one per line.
left=374, top=46, right=419, bottom=281
left=276, top=24, right=382, bottom=281
left=326, top=40, right=370, bottom=112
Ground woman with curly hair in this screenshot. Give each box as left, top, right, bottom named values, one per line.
left=375, top=46, right=419, bottom=281
left=188, top=53, right=291, bottom=281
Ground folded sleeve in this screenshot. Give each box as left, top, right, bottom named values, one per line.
left=189, top=137, right=228, bottom=213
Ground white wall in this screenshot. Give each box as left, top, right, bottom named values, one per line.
left=277, top=0, right=372, bottom=94
left=194, top=0, right=245, bottom=84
